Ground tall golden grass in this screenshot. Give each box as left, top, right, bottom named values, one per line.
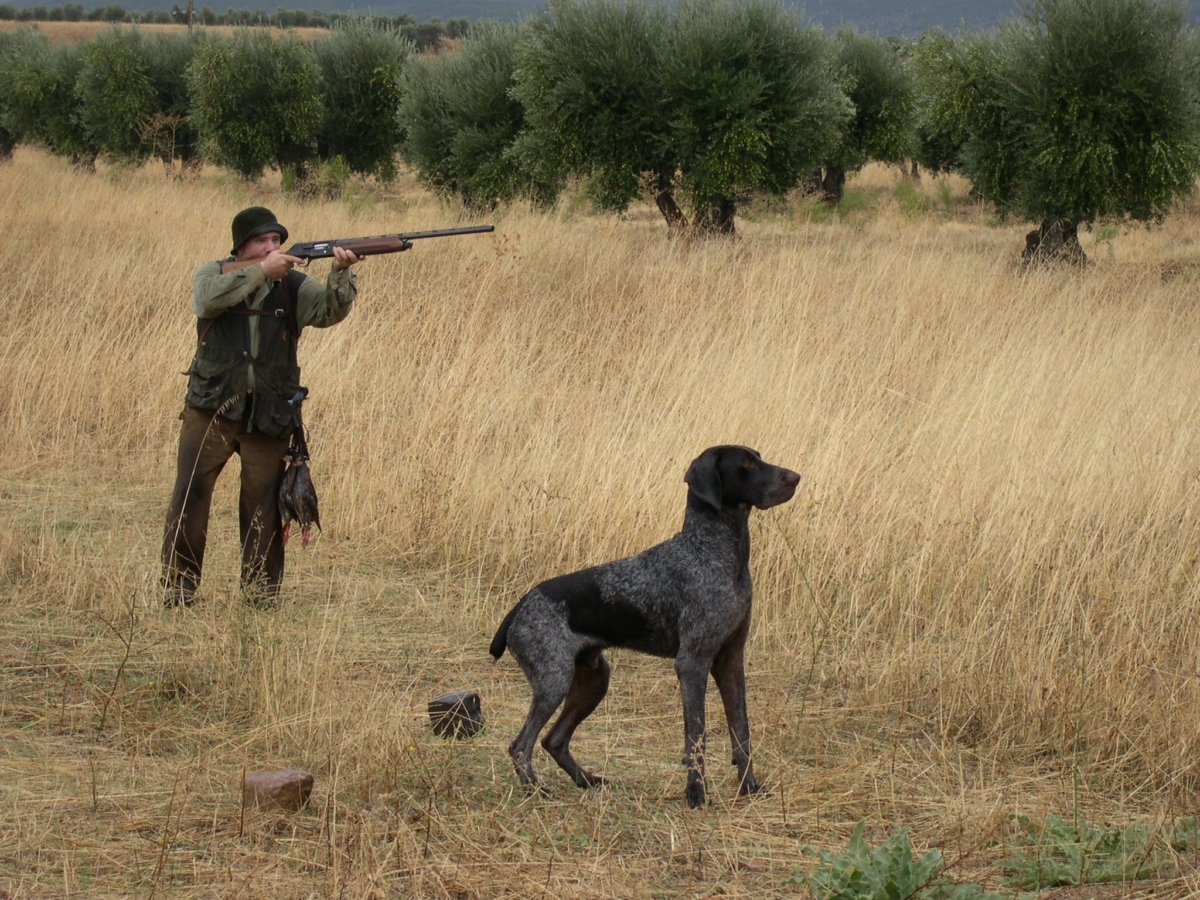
left=0, top=20, right=333, bottom=44
left=3, top=146, right=1200, bottom=897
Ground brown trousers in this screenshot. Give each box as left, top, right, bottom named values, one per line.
left=162, top=407, right=290, bottom=601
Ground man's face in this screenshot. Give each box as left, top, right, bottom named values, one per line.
left=235, top=231, right=283, bottom=260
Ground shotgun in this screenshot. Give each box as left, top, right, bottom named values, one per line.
left=286, top=224, right=495, bottom=262
left=220, top=224, right=495, bottom=273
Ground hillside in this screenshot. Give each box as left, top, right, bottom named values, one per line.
left=7, top=0, right=1198, bottom=30
left=7, top=0, right=1200, bottom=30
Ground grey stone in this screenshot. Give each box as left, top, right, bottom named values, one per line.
left=242, top=769, right=314, bottom=812
left=428, top=690, right=484, bottom=739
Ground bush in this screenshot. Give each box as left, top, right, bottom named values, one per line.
left=313, top=20, right=410, bottom=182
left=400, top=22, right=556, bottom=209
left=186, top=30, right=322, bottom=180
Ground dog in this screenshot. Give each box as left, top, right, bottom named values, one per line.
left=490, top=445, right=800, bottom=807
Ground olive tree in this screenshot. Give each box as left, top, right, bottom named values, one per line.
left=511, top=0, right=684, bottom=227
left=75, top=27, right=154, bottom=163
left=313, top=21, right=410, bottom=182
left=400, top=23, right=556, bottom=209
left=141, top=31, right=205, bottom=175
left=0, top=31, right=19, bottom=159
left=816, top=28, right=915, bottom=202
left=0, top=27, right=94, bottom=167
left=660, top=0, right=850, bottom=233
left=908, top=29, right=969, bottom=177
left=950, top=0, right=1200, bottom=263
left=187, top=30, right=322, bottom=181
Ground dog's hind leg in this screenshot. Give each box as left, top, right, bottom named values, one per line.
left=541, top=648, right=611, bottom=788
left=508, top=651, right=575, bottom=788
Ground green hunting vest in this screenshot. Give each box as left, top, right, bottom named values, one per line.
left=184, top=267, right=308, bottom=439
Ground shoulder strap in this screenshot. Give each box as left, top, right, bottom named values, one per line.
left=279, top=271, right=301, bottom=337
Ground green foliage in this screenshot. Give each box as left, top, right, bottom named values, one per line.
left=1004, top=0, right=1200, bottom=226
left=76, top=28, right=154, bottom=163
left=186, top=30, right=322, bottom=180
left=660, top=0, right=850, bottom=230
left=140, top=31, right=205, bottom=168
left=907, top=29, right=968, bottom=175
left=0, top=28, right=93, bottom=164
left=828, top=28, right=915, bottom=173
left=793, top=822, right=1006, bottom=900
left=400, top=22, right=556, bottom=209
left=1170, top=816, right=1200, bottom=851
left=0, top=31, right=17, bottom=158
left=313, top=21, right=411, bottom=182
left=937, top=0, right=1200, bottom=229
left=997, top=814, right=1161, bottom=890
left=908, top=27, right=1017, bottom=200
left=893, top=178, right=929, bottom=216
left=511, top=0, right=673, bottom=214
left=294, top=154, right=353, bottom=200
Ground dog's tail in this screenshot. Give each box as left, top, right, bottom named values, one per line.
left=489, top=599, right=523, bottom=660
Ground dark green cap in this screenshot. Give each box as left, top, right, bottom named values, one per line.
left=230, top=206, right=288, bottom=255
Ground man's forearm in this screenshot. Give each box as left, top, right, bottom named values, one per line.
left=193, top=261, right=268, bottom=317
left=296, top=269, right=357, bottom=328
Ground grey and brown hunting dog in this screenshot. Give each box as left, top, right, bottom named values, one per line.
left=490, top=445, right=800, bottom=807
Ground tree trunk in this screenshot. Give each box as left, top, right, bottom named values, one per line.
left=71, top=149, right=98, bottom=173
left=1022, top=219, right=1087, bottom=267
left=692, top=196, right=736, bottom=236
left=820, top=165, right=845, bottom=204
left=654, top=186, right=687, bottom=232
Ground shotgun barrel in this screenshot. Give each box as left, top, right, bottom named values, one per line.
left=287, top=224, right=494, bottom=261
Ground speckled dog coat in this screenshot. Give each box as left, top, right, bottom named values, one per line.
left=490, top=445, right=800, bottom=808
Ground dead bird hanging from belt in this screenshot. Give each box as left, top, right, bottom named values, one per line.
left=279, top=388, right=321, bottom=548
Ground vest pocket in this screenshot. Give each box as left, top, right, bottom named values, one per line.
left=255, top=366, right=303, bottom=439
left=185, top=355, right=240, bottom=411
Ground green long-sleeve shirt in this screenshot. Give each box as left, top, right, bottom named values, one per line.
left=191, top=259, right=357, bottom=396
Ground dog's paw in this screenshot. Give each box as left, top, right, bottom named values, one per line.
left=738, top=776, right=765, bottom=797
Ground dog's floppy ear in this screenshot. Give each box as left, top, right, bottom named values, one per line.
left=684, top=448, right=723, bottom=509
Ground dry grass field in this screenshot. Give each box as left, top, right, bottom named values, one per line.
left=3, top=146, right=1200, bottom=898
left=0, top=20, right=332, bottom=43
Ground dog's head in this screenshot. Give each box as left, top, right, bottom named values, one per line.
left=684, top=445, right=800, bottom=511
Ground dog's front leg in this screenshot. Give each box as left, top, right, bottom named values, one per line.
left=711, top=632, right=760, bottom=797
left=675, top=654, right=710, bottom=808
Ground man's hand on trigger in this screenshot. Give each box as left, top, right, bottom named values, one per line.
left=259, top=250, right=303, bottom=280
left=331, top=245, right=361, bottom=273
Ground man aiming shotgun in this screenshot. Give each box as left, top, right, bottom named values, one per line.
left=162, top=207, right=492, bottom=609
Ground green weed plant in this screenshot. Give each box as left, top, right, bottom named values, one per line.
left=791, top=822, right=1005, bottom=900
left=997, top=813, right=1159, bottom=890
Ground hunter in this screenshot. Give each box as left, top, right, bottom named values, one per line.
left=162, top=206, right=361, bottom=609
